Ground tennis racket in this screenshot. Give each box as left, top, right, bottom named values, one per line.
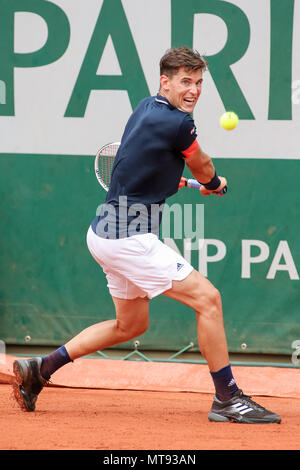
left=94, top=142, right=227, bottom=195
left=94, top=141, right=120, bottom=192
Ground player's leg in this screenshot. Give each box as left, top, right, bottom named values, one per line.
left=163, top=270, right=281, bottom=423
left=12, top=295, right=149, bottom=411
left=163, top=269, right=239, bottom=402
left=163, top=269, right=229, bottom=372
left=64, top=296, right=149, bottom=360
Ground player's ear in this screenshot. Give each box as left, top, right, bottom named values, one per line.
left=160, top=75, right=170, bottom=92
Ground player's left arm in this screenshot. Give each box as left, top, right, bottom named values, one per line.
left=182, top=140, right=227, bottom=195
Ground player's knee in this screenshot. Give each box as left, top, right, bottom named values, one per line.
left=129, top=318, right=149, bottom=338
left=196, top=287, right=222, bottom=319
left=115, top=317, right=149, bottom=342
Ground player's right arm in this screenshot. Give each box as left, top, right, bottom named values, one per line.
left=182, top=140, right=227, bottom=195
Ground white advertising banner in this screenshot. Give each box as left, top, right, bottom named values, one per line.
left=0, top=0, right=299, bottom=158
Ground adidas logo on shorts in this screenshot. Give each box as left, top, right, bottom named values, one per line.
left=177, top=263, right=184, bottom=271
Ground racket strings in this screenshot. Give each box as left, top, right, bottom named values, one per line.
left=99, top=143, right=119, bottom=189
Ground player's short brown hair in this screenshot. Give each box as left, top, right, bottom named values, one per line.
left=159, top=46, right=208, bottom=78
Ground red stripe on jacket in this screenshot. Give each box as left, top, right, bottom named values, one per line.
left=181, top=140, right=199, bottom=158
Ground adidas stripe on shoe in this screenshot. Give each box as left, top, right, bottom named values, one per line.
left=208, top=389, right=281, bottom=424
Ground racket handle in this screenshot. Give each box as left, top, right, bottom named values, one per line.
left=186, top=178, right=227, bottom=195
left=186, top=178, right=201, bottom=189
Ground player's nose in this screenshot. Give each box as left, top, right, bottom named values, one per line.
left=189, top=83, right=200, bottom=96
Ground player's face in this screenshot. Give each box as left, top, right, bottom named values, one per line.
left=160, top=67, right=203, bottom=113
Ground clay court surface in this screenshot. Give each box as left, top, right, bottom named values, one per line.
left=1, top=355, right=300, bottom=451
left=1, top=384, right=300, bottom=451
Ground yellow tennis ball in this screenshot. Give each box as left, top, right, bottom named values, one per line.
left=220, top=111, right=239, bottom=130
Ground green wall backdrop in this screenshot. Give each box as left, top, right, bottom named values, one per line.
left=1, top=154, right=299, bottom=355
left=0, top=0, right=299, bottom=357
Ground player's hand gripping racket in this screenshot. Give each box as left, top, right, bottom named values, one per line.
left=94, top=142, right=227, bottom=196
left=179, top=177, right=227, bottom=196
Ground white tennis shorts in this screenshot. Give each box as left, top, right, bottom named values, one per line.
left=86, top=226, right=194, bottom=299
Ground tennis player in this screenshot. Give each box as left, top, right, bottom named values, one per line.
left=12, top=47, right=281, bottom=423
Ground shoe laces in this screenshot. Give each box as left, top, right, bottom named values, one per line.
left=237, top=391, right=269, bottom=412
